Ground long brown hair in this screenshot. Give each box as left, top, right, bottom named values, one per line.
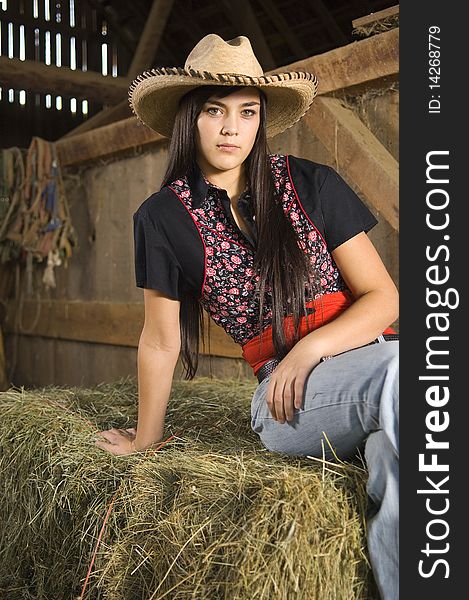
left=162, top=85, right=320, bottom=379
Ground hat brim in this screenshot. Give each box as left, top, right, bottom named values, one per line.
left=128, top=69, right=318, bottom=138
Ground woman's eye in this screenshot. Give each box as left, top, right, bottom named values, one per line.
left=242, top=109, right=256, bottom=116
left=207, top=107, right=221, bottom=115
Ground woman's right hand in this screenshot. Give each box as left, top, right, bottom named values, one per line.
left=95, top=427, right=137, bottom=456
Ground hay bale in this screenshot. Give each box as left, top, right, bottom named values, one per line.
left=101, top=451, right=372, bottom=600
left=0, top=377, right=379, bottom=599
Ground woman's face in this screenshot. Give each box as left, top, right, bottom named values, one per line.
left=195, top=87, right=261, bottom=175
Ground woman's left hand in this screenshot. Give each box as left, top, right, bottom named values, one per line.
left=95, top=427, right=137, bottom=455
left=265, top=341, right=321, bottom=423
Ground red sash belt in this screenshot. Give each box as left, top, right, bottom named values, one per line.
left=241, top=290, right=396, bottom=376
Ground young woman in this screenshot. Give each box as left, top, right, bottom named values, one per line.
left=96, top=34, right=399, bottom=600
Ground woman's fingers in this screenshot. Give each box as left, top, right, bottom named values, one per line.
left=267, top=376, right=286, bottom=422
left=267, top=371, right=306, bottom=423
left=273, top=379, right=287, bottom=423
left=97, top=429, right=119, bottom=443
left=95, top=437, right=116, bottom=452
left=266, top=378, right=278, bottom=421
left=97, top=428, right=135, bottom=442
left=294, top=378, right=305, bottom=410
left=95, top=438, right=118, bottom=454
left=283, top=378, right=296, bottom=422
left=95, top=429, right=134, bottom=455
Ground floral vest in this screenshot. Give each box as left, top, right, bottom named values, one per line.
left=167, top=154, right=347, bottom=347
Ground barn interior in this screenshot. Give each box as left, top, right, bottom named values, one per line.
left=0, top=2, right=399, bottom=598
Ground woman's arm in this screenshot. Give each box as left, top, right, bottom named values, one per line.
left=266, top=232, right=399, bottom=423
left=95, top=289, right=181, bottom=455
left=299, top=231, right=399, bottom=359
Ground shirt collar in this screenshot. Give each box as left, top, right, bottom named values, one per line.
left=187, top=163, right=211, bottom=208
left=188, top=162, right=250, bottom=208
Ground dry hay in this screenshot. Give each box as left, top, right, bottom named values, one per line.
left=0, top=377, right=379, bottom=599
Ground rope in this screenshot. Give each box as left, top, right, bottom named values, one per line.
left=0, top=137, right=77, bottom=286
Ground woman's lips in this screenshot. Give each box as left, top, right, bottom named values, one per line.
left=217, top=144, right=239, bottom=152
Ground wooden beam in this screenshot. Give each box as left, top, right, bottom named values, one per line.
left=128, top=0, right=175, bottom=79
left=304, top=96, right=398, bottom=231
left=275, top=27, right=399, bottom=95
left=353, top=5, right=399, bottom=29
left=0, top=56, right=129, bottom=103
left=3, top=299, right=243, bottom=359
left=55, top=29, right=398, bottom=167
left=221, top=0, right=276, bottom=70
left=56, top=116, right=163, bottom=166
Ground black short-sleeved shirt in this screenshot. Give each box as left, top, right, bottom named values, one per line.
left=133, top=154, right=378, bottom=302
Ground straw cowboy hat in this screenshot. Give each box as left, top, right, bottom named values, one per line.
left=128, top=33, right=318, bottom=138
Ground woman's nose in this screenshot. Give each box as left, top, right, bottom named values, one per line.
left=221, top=115, right=238, bottom=135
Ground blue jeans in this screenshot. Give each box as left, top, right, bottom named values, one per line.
left=250, top=341, right=399, bottom=600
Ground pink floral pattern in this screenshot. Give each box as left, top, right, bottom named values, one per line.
left=169, top=154, right=346, bottom=345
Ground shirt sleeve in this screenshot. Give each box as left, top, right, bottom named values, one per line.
left=319, top=166, right=379, bottom=252
left=133, top=208, right=182, bottom=300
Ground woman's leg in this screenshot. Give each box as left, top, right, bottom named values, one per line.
left=251, top=340, right=399, bottom=600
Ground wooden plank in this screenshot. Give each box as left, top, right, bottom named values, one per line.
left=0, top=327, right=8, bottom=391
left=85, top=0, right=139, bottom=55
left=304, top=96, right=398, bottom=231
left=2, top=11, right=106, bottom=44
left=353, top=5, right=399, bottom=29
left=278, top=27, right=399, bottom=95
left=3, top=299, right=243, bottom=358
left=64, top=0, right=174, bottom=139
left=0, top=56, right=129, bottom=103
left=56, top=116, right=163, bottom=166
